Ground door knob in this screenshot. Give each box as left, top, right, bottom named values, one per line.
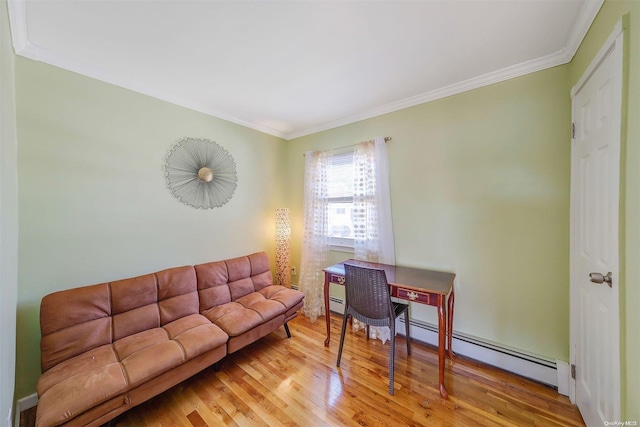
left=589, top=272, right=613, bottom=288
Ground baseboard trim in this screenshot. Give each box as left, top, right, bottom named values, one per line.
left=16, top=394, right=37, bottom=412
left=328, top=298, right=566, bottom=393
left=555, top=360, right=570, bottom=396
left=15, top=393, right=37, bottom=427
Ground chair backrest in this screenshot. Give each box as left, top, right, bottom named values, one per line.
left=344, top=263, right=393, bottom=326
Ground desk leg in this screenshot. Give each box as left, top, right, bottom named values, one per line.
left=447, top=288, right=455, bottom=359
left=324, top=272, right=331, bottom=347
left=437, top=294, right=448, bottom=399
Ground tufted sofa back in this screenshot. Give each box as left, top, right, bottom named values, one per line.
left=39, top=252, right=274, bottom=374
left=39, top=265, right=199, bottom=373
left=195, top=252, right=272, bottom=311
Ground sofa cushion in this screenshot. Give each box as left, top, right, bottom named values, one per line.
left=248, top=252, right=273, bottom=290
left=40, top=283, right=112, bottom=372
left=226, top=256, right=255, bottom=300
left=40, top=283, right=111, bottom=336
left=251, top=271, right=273, bottom=291
left=120, top=340, right=185, bottom=387
left=202, top=302, right=264, bottom=337
left=195, top=261, right=232, bottom=310
left=40, top=317, right=112, bottom=374
left=227, top=277, right=254, bottom=301
left=37, top=345, right=121, bottom=396
left=110, top=274, right=157, bottom=314
left=113, top=314, right=228, bottom=387
left=202, top=287, right=294, bottom=337
left=36, top=345, right=127, bottom=427
left=113, top=304, right=161, bottom=342
left=226, top=255, right=251, bottom=282
left=111, top=273, right=160, bottom=340
left=156, top=266, right=199, bottom=325
left=163, top=314, right=228, bottom=359
left=258, top=285, right=305, bottom=311
left=235, top=292, right=284, bottom=321
left=113, top=328, right=169, bottom=361
left=226, top=315, right=285, bottom=354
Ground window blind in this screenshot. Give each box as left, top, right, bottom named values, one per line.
left=327, top=151, right=354, bottom=200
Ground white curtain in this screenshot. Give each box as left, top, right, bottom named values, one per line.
left=352, top=136, right=396, bottom=343
left=298, top=150, right=330, bottom=322
left=353, top=137, right=395, bottom=264
left=299, top=137, right=395, bottom=332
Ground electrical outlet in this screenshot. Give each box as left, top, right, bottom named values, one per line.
left=291, top=267, right=297, bottom=276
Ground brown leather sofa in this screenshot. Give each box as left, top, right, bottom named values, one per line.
left=35, top=252, right=304, bottom=427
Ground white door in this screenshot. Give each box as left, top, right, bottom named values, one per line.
left=570, top=24, right=622, bottom=426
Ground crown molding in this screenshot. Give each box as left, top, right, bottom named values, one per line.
left=7, top=0, right=603, bottom=142
left=7, top=0, right=30, bottom=54
left=564, top=0, right=606, bottom=58
left=58, top=49, right=285, bottom=135
left=284, top=47, right=574, bottom=140
left=35, top=46, right=289, bottom=139
left=283, top=0, right=604, bottom=140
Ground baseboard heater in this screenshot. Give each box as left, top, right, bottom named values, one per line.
left=326, top=296, right=567, bottom=393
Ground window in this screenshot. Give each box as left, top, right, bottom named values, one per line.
left=327, top=150, right=355, bottom=249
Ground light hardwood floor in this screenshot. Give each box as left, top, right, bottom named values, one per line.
left=23, top=313, right=585, bottom=426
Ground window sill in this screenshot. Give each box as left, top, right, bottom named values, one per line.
left=329, top=244, right=354, bottom=253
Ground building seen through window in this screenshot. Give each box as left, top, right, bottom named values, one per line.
left=327, top=150, right=355, bottom=247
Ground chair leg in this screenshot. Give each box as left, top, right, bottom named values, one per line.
left=404, top=311, right=411, bottom=356
left=389, top=324, right=395, bottom=395
left=366, top=324, right=370, bottom=340
left=336, top=312, right=350, bottom=367
left=284, top=322, right=291, bottom=338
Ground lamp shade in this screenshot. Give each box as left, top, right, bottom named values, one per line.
left=275, top=208, right=291, bottom=287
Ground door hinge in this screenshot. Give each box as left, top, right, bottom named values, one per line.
left=571, top=123, right=576, bottom=139
left=571, top=364, right=576, bottom=379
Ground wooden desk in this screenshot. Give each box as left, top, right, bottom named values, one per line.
left=323, top=259, right=455, bottom=398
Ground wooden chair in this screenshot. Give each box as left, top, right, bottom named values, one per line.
left=336, top=263, right=411, bottom=395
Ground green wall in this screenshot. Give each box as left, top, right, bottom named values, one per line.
left=14, top=57, right=288, bottom=398
left=569, top=0, right=640, bottom=420
left=286, top=65, right=572, bottom=361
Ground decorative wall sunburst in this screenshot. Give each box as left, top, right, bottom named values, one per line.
left=164, top=137, right=237, bottom=209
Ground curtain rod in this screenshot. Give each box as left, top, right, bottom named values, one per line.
left=303, top=137, right=392, bottom=157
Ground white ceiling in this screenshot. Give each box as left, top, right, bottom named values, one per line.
left=9, top=0, right=602, bottom=140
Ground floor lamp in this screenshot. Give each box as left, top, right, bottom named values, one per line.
left=275, top=208, right=291, bottom=287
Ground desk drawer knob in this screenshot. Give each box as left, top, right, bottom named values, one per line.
left=407, top=291, right=418, bottom=301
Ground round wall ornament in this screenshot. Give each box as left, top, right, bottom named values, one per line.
left=164, top=137, right=237, bottom=209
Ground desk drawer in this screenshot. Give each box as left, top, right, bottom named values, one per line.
left=330, top=274, right=346, bottom=285
left=395, top=288, right=432, bottom=305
